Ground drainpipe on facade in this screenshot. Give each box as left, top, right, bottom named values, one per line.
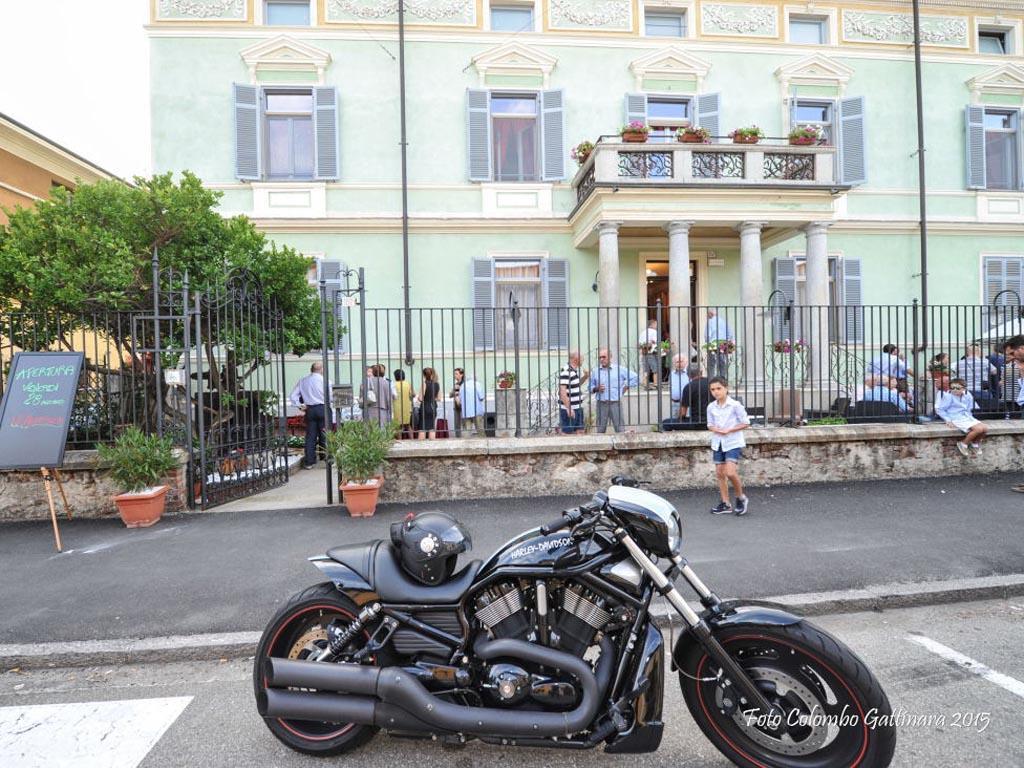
left=398, top=0, right=413, bottom=366
left=912, top=0, right=929, bottom=349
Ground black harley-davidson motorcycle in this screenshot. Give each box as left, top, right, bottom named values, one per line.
left=255, top=478, right=896, bottom=767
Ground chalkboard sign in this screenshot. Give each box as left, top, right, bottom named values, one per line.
left=0, top=351, right=85, bottom=470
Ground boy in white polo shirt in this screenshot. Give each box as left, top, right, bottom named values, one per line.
left=706, top=377, right=751, bottom=516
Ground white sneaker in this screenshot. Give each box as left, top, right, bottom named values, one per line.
left=956, top=442, right=970, bottom=457
left=971, top=443, right=982, bottom=457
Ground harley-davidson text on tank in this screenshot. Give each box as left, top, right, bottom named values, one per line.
left=507, top=536, right=572, bottom=560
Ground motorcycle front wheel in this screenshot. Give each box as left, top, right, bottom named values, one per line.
left=677, top=621, right=896, bottom=768
left=253, top=582, right=380, bottom=756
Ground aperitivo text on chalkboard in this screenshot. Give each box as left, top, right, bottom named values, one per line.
left=11, top=366, right=77, bottom=420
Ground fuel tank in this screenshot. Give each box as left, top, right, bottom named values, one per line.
left=480, top=528, right=613, bottom=573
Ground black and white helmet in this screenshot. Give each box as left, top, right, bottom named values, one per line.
left=390, top=511, right=472, bottom=586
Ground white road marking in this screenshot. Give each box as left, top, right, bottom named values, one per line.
left=0, top=696, right=192, bottom=768
left=908, top=635, right=1024, bottom=700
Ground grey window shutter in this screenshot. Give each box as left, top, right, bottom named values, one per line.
left=839, top=96, right=866, bottom=185
left=966, top=105, right=986, bottom=190
left=542, top=259, right=570, bottom=349
left=318, top=259, right=348, bottom=352
left=472, top=257, right=495, bottom=350
left=467, top=89, right=492, bottom=182
left=234, top=83, right=261, bottom=181
left=841, top=257, right=863, bottom=343
left=314, top=86, right=340, bottom=180
left=624, top=93, right=647, bottom=126
left=984, top=256, right=1024, bottom=327
left=772, top=257, right=796, bottom=342
left=696, top=92, right=721, bottom=141
left=540, top=89, right=566, bottom=182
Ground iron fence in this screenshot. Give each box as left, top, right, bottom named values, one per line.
left=329, top=301, right=1024, bottom=436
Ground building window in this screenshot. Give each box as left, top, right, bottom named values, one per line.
left=490, top=4, right=534, bottom=32
left=984, top=109, right=1019, bottom=190
left=491, top=94, right=538, bottom=182
left=645, top=10, right=686, bottom=37
left=647, top=97, right=692, bottom=142
left=265, top=0, right=310, bottom=25
left=495, top=260, right=542, bottom=348
left=793, top=99, right=833, bottom=144
left=789, top=14, right=828, bottom=44
left=265, top=90, right=315, bottom=180
left=979, top=28, right=1010, bottom=54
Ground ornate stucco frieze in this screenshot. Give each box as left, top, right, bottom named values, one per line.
left=842, top=11, right=968, bottom=47
left=701, top=4, right=777, bottom=37
left=548, top=0, right=632, bottom=31
left=157, top=0, right=246, bottom=20
left=327, top=0, right=475, bottom=24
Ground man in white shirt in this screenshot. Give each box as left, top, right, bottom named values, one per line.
left=289, top=362, right=328, bottom=469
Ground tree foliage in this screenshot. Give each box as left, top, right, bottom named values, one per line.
left=0, top=172, right=321, bottom=354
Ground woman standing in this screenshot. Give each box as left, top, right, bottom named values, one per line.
left=417, top=367, right=441, bottom=440
left=392, top=369, right=415, bottom=438
left=361, top=364, right=393, bottom=427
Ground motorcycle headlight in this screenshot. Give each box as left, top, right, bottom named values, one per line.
left=667, top=514, right=682, bottom=556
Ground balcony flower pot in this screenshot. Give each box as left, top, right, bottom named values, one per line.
left=678, top=126, right=710, bottom=144
left=730, top=126, right=763, bottom=145
left=97, top=427, right=179, bottom=529
left=789, top=136, right=817, bottom=146
left=620, top=121, right=649, bottom=143
left=732, top=134, right=760, bottom=144
left=326, top=420, right=395, bottom=518
left=571, top=140, right=595, bottom=165
left=113, top=486, right=170, bottom=528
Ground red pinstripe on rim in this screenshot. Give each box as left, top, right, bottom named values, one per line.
left=694, top=634, right=870, bottom=768
left=263, top=603, right=367, bottom=742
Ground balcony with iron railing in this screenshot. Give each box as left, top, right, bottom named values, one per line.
left=571, top=135, right=844, bottom=207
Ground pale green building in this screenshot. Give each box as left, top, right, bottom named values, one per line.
left=148, top=0, right=1024, bottom=400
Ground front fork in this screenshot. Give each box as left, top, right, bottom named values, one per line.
left=617, top=531, right=777, bottom=717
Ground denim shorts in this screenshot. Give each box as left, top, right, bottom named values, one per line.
left=712, top=447, right=743, bottom=464
left=560, top=407, right=585, bottom=434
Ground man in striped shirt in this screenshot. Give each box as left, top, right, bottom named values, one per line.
left=558, top=351, right=588, bottom=434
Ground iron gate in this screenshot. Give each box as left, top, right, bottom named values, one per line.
left=142, top=267, right=290, bottom=509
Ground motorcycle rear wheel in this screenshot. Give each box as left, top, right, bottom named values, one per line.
left=253, top=582, right=379, bottom=756
left=677, top=621, right=896, bottom=768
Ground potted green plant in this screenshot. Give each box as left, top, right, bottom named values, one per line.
left=571, top=140, right=595, bottom=165
left=97, top=427, right=180, bottom=528
left=326, top=420, right=395, bottom=517
left=497, top=370, right=517, bottom=389
left=677, top=125, right=711, bottom=144
left=730, top=125, right=764, bottom=144
left=789, top=124, right=824, bottom=146
left=620, top=121, right=650, bottom=143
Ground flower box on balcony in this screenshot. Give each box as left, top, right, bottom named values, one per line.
left=621, top=131, right=647, bottom=143
left=678, top=126, right=710, bottom=144
left=789, top=136, right=818, bottom=146
left=730, top=126, right=763, bottom=145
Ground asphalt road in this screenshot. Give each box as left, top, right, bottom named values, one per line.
left=2, top=600, right=1022, bottom=768
left=1, top=474, right=1023, bottom=645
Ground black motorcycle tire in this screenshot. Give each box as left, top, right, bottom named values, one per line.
left=677, top=621, right=896, bottom=768
left=253, top=582, right=378, bottom=756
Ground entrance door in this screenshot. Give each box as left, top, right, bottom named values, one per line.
left=645, top=259, right=699, bottom=359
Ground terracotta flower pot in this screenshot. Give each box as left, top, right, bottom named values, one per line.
left=576, top=151, right=591, bottom=165
left=621, top=131, right=648, bottom=143
left=789, top=136, right=817, bottom=146
left=732, top=134, right=760, bottom=144
left=341, top=478, right=382, bottom=517
left=680, top=133, right=706, bottom=143
left=114, top=486, right=169, bottom=528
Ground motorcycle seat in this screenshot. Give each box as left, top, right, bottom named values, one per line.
left=326, top=541, right=481, bottom=604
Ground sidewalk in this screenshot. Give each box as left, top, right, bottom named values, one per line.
left=1, top=473, right=1023, bottom=650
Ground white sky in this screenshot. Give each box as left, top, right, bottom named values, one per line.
left=0, top=1, right=151, bottom=179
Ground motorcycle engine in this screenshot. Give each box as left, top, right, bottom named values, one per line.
left=473, top=580, right=615, bottom=710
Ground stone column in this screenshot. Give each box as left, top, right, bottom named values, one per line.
left=736, top=221, right=767, bottom=398
left=804, top=221, right=831, bottom=391
left=597, top=221, right=622, bottom=358
left=665, top=221, right=695, bottom=364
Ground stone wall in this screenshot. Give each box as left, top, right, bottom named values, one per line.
left=0, top=449, right=190, bottom=522
left=379, top=423, right=1024, bottom=502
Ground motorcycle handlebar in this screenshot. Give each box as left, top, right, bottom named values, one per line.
left=540, top=509, right=581, bottom=535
